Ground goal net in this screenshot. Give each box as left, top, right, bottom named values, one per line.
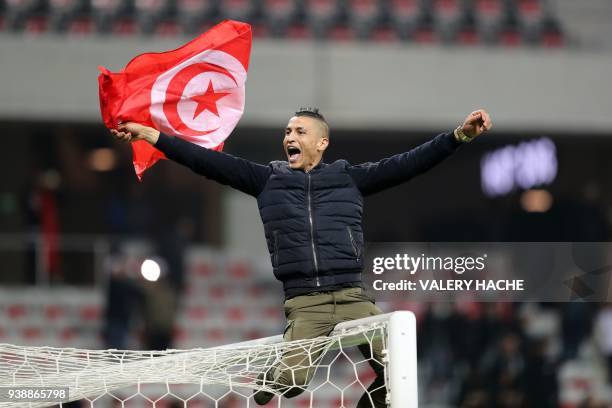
left=0, top=311, right=416, bottom=408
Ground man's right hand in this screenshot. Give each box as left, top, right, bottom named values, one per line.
left=110, top=122, right=160, bottom=145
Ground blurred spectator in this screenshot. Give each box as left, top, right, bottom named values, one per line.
left=561, top=302, right=597, bottom=361
left=594, top=303, right=612, bottom=384
left=23, top=169, right=62, bottom=284
left=523, top=338, right=559, bottom=407
left=155, top=217, right=194, bottom=292
left=102, top=253, right=142, bottom=349
left=480, top=331, right=527, bottom=406
left=141, top=274, right=178, bottom=350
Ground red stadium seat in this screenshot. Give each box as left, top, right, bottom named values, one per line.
left=44, top=304, right=65, bottom=320
left=308, top=0, right=339, bottom=18
left=172, top=326, right=187, bottom=343
left=433, top=0, right=460, bottom=19
left=208, top=285, right=226, bottom=299
left=192, top=262, right=214, bottom=278
left=500, top=27, right=521, bottom=46
left=67, top=17, right=93, bottom=35
left=345, top=0, right=381, bottom=39
left=518, top=0, right=541, bottom=20
left=541, top=29, right=563, bottom=47
left=347, top=0, right=379, bottom=20
left=226, top=307, right=244, bottom=322
left=251, top=22, right=270, bottom=38
left=207, top=328, right=225, bottom=342
left=154, top=20, right=180, bottom=36
left=389, top=0, right=419, bottom=20
left=247, top=284, right=264, bottom=298
left=7, top=304, right=26, bottom=319
left=457, top=27, right=479, bottom=45
left=329, top=24, right=355, bottom=41
left=228, top=261, right=251, bottom=279
left=475, top=0, right=502, bottom=19
left=219, top=0, right=257, bottom=21
left=111, top=18, right=137, bottom=35
left=22, top=326, right=42, bottom=340
left=176, top=0, right=214, bottom=34
left=264, top=0, right=295, bottom=17
left=79, top=305, right=101, bottom=321
left=24, top=15, right=48, bottom=34
left=413, top=25, right=437, bottom=44
left=187, top=305, right=208, bottom=320
left=371, top=26, right=399, bottom=42
left=59, top=327, right=76, bottom=342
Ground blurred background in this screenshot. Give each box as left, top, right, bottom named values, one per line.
left=0, top=0, right=612, bottom=406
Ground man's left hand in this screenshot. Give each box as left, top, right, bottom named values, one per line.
left=461, top=109, right=492, bottom=139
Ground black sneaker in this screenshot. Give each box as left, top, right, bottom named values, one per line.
left=253, top=370, right=275, bottom=405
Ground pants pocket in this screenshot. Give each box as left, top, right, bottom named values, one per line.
left=283, top=319, right=295, bottom=341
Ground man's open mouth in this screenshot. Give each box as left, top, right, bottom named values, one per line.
left=287, top=146, right=301, bottom=163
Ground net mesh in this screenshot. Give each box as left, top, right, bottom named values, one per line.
left=0, top=321, right=388, bottom=408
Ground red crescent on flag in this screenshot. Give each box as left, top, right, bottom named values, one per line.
left=162, top=63, right=238, bottom=137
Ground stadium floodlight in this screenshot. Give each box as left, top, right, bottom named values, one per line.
left=0, top=311, right=417, bottom=408
left=140, top=259, right=161, bottom=281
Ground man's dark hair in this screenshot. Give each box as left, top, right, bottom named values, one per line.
left=295, top=107, right=327, bottom=123
left=295, top=107, right=329, bottom=139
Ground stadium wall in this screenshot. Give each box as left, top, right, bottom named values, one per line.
left=0, top=36, right=611, bottom=134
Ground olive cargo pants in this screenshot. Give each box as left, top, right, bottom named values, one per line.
left=271, top=287, right=387, bottom=408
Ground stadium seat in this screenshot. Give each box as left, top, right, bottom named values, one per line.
left=218, top=0, right=257, bottom=23
left=516, top=0, right=544, bottom=44
left=432, top=0, right=462, bottom=43
left=539, top=15, right=563, bottom=47
left=225, top=307, right=244, bottom=322
left=186, top=305, right=208, bottom=321
left=67, top=16, right=93, bottom=35
left=191, top=261, right=215, bottom=278
left=227, top=260, right=251, bottom=279
left=21, top=326, right=42, bottom=341
left=473, top=0, right=503, bottom=43
left=79, top=304, right=101, bottom=322
left=110, top=17, right=137, bottom=35
left=303, top=0, right=342, bottom=39
left=497, top=9, right=522, bottom=46
left=455, top=7, right=479, bottom=45
left=370, top=24, right=400, bottom=43
left=345, top=0, right=381, bottom=40
left=47, top=0, right=86, bottom=32
left=133, top=0, right=174, bottom=34
left=4, top=0, right=42, bottom=30
left=388, top=0, right=419, bottom=40
left=208, top=285, right=227, bottom=299
left=176, top=0, right=215, bottom=35
left=91, top=0, right=133, bottom=33
left=261, top=0, right=299, bottom=37
left=411, top=7, right=438, bottom=44
left=154, top=19, right=179, bottom=36
left=328, top=22, right=355, bottom=41
left=44, top=304, right=66, bottom=321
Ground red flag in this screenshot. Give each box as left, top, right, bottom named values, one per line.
left=98, top=20, right=252, bottom=179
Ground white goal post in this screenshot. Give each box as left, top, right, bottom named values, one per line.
left=0, top=311, right=417, bottom=408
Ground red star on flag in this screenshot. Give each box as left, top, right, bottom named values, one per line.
left=191, top=81, right=230, bottom=119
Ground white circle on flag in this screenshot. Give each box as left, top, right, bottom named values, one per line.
left=150, top=49, right=247, bottom=147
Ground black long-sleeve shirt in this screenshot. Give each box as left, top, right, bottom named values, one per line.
left=154, top=131, right=461, bottom=197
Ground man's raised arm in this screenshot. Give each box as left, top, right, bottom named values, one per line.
left=347, top=110, right=492, bottom=196
left=111, top=123, right=271, bottom=197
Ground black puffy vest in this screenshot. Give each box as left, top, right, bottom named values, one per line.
left=256, top=160, right=363, bottom=293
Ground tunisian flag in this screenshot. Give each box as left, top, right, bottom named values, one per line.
left=98, top=20, right=252, bottom=179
